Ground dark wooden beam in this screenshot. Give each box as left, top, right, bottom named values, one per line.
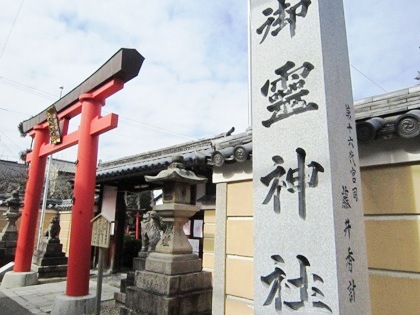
left=21, top=48, right=144, bottom=133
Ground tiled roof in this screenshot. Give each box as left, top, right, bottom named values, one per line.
left=96, top=129, right=236, bottom=182
left=355, top=85, right=420, bottom=141
left=96, top=85, right=420, bottom=181
left=354, top=85, right=420, bottom=120
left=0, top=160, right=26, bottom=177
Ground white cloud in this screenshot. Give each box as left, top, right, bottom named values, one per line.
left=343, top=0, right=420, bottom=98
left=0, top=0, right=419, bottom=162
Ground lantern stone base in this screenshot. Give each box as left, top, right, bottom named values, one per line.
left=121, top=270, right=212, bottom=315
left=145, top=253, right=202, bottom=275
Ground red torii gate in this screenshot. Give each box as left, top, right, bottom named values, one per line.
left=13, top=48, right=144, bottom=297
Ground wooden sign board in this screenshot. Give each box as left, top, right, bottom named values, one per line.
left=46, top=106, right=62, bottom=144
left=91, top=214, right=112, bottom=248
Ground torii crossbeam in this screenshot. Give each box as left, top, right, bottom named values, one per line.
left=11, top=48, right=144, bottom=297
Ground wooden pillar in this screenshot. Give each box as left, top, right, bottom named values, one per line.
left=66, top=93, right=102, bottom=296
left=135, top=210, right=140, bottom=240
left=14, top=127, right=48, bottom=272
left=113, top=191, right=126, bottom=272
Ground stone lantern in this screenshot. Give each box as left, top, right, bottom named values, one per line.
left=0, top=188, right=22, bottom=266
left=122, top=156, right=212, bottom=315
left=145, top=155, right=207, bottom=261
left=1, top=189, right=22, bottom=237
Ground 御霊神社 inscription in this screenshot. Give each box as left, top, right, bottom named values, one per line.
left=251, top=0, right=371, bottom=313
left=256, top=0, right=312, bottom=43
left=260, top=148, right=324, bottom=219
left=260, top=61, right=318, bottom=128
left=261, top=254, right=332, bottom=312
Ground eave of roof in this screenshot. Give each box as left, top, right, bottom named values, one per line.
left=96, top=85, right=420, bottom=180
left=96, top=129, right=236, bottom=182
left=355, top=85, right=420, bottom=141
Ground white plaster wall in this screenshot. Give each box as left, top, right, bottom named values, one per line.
left=359, top=137, right=420, bottom=167
left=213, top=160, right=252, bottom=184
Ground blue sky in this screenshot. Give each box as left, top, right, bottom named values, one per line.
left=0, top=0, right=419, bottom=162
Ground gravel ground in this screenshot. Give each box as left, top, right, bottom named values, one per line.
left=28, top=272, right=127, bottom=314
left=100, top=299, right=124, bottom=315
left=98, top=272, right=127, bottom=315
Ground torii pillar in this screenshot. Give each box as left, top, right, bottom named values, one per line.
left=1, top=48, right=144, bottom=315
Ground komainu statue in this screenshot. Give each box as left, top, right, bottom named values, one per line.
left=140, top=210, right=161, bottom=252
left=44, top=215, right=61, bottom=241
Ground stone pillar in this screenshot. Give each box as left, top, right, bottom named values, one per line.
left=122, top=156, right=212, bottom=315
left=250, top=0, right=371, bottom=314
left=0, top=189, right=22, bottom=266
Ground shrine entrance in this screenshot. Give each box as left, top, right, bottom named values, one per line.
left=2, top=48, right=144, bottom=311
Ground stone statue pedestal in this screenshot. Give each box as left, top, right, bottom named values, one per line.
left=32, top=238, right=68, bottom=278
left=133, top=251, right=149, bottom=271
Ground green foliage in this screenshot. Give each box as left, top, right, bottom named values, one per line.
left=48, top=176, right=73, bottom=200
left=19, top=149, right=30, bottom=162
left=125, top=191, right=153, bottom=211
left=0, top=164, right=26, bottom=194
left=121, top=234, right=142, bottom=268
left=17, top=122, right=27, bottom=137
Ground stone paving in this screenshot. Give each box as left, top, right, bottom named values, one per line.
left=0, top=273, right=125, bottom=314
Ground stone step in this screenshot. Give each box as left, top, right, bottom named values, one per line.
left=125, top=286, right=212, bottom=315
left=120, top=271, right=135, bottom=294
left=114, top=291, right=126, bottom=304
left=32, top=256, right=68, bottom=266
left=32, top=264, right=68, bottom=278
